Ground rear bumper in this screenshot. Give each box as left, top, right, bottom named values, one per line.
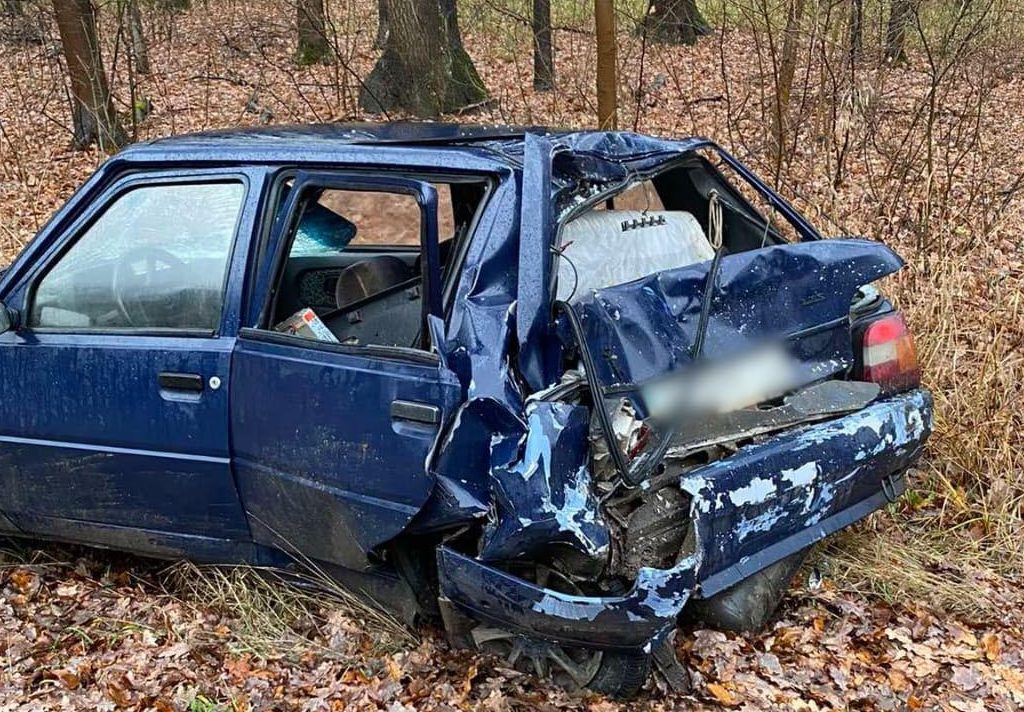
left=437, top=388, right=933, bottom=649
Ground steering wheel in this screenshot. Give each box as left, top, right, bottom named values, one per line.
left=112, top=246, right=188, bottom=327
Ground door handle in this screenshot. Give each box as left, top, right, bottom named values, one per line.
left=390, top=400, right=440, bottom=425
left=158, top=372, right=204, bottom=393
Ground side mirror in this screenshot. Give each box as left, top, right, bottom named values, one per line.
left=0, top=302, right=19, bottom=333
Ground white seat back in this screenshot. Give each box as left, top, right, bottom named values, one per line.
left=556, top=210, right=714, bottom=302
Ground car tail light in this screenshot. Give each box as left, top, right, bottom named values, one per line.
left=861, top=313, right=920, bottom=393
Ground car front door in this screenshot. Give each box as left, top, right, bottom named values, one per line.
left=0, top=170, right=260, bottom=557
left=229, top=172, right=462, bottom=571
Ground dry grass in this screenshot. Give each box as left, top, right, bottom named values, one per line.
left=164, top=561, right=417, bottom=662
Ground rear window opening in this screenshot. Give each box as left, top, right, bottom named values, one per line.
left=555, top=152, right=806, bottom=305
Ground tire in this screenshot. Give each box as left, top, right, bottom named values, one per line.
left=586, top=650, right=652, bottom=699
left=685, top=549, right=808, bottom=633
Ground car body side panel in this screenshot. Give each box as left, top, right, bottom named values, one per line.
left=516, top=134, right=557, bottom=392
left=0, top=333, right=250, bottom=545
left=683, top=388, right=933, bottom=596
left=0, top=508, right=20, bottom=533
left=230, top=334, right=462, bottom=570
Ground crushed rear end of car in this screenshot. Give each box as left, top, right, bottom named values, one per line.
left=414, top=131, right=934, bottom=696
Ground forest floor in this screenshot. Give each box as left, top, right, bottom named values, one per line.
left=1, top=0, right=1023, bottom=708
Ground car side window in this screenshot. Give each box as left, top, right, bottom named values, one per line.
left=31, top=182, right=245, bottom=331
left=271, top=186, right=429, bottom=348
left=286, top=184, right=457, bottom=258
left=267, top=178, right=487, bottom=350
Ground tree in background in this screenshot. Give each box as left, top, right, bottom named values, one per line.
left=848, top=0, right=863, bottom=64
left=123, top=0, right=149, bottom=74
left=644, top=0, right=710, bottom=45
left=769, top=0, right=806, bottom=179
left=360, top=0, right=486, bottom=116
left=595, top=0, right=616, bottom=127
left=296, top=0, right=330, bottom=65
left=532, top=0, right=553, bottom=90
left=885, top=0, right=912, bottom=63
left=375, top=0, right=388, bottom=48
left=52, top=0, right=126, bottom=150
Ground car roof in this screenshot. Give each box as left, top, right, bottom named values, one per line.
left=120, top=122, right=708, bottom=168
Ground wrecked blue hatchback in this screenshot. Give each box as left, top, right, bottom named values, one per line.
left=0, top=123, right=932, bottom=697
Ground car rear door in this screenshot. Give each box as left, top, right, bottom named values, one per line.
left=229, top=172, right=462, bottom=571
left=0, top=169, right=261, bottom=557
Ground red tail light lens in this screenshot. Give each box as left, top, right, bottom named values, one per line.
left=861, top=313, right=920, bottom=393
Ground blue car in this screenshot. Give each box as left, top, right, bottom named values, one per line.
left=0, top=123, right=932, bottom=697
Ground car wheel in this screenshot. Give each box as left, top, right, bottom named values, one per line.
left=684, top=549, right=809, bottom=632
left=586, top=649, right=652, bottom=698
left=468, top=562, right=651, bottom=698
left=472, top=626, right=650, bottom=698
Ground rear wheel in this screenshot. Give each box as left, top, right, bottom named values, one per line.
left=684, top=549, right=808, bottom=632
left=472, top=627, right=650, bottom=698
left=470, top=563, right=651, bottom=698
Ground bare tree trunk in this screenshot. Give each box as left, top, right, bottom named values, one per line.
left=885, top=0, right=912, bottom=63
left=594, top=0, right=617, bottom=128
left=848, top=0, right=863, bottom=64
left=375, top=0, right=388, bottom=49
left=770, top=0, right=806, bottom=177
left=296, top=0, right=329, bottom=64
left=52, top=0, right=126, bottom=151
left=644, top=0, right=710, bottom=45
left=360, top=0, right=487, bottom=116
left=126, top=0, right=149, bottom=74
left=438, top=0, right=486, bottom=106
left=532, top=0, right=553, bottom=90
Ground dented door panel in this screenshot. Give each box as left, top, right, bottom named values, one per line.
left=230, top=333, right=462, bottom=570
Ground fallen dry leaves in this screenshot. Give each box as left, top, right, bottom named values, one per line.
left=1, top=548, right=1022, bottom=710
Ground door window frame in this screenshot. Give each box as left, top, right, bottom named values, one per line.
left=18, top=168, right=257, bottom=338
left=246, top=171, right=445, bottom=356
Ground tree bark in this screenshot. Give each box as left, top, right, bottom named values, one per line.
left=52, top=0, right=126, bottom=151
left=885, top=0, right=912, bottom=64
left=375, top=0, right=388, bottom=49
left=848, top=0, right=863, bottom=64
left=532, top=0, right=553, bottom=90
left=644, top=0, right=710, bottom=45
left=125, top=0, right=149, bottom=74
left=296, top=0, right=329, bottom=65
left=770, top=0, right=806, bottom=177
left=360, top=0, right=487, bottom=116
left=594, top=0, right=617, bottom=128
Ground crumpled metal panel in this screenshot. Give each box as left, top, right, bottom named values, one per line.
left=437, top=545, right=699, bottom=649
left=517, top=134, right=558, bottom=392
left=436, top=389, right=933, bottom=648
left=571, top=239, right=904, bottom=387
left=683, top=388, right=934, bottom=596
left=478, top=400, right=610, bottom=571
